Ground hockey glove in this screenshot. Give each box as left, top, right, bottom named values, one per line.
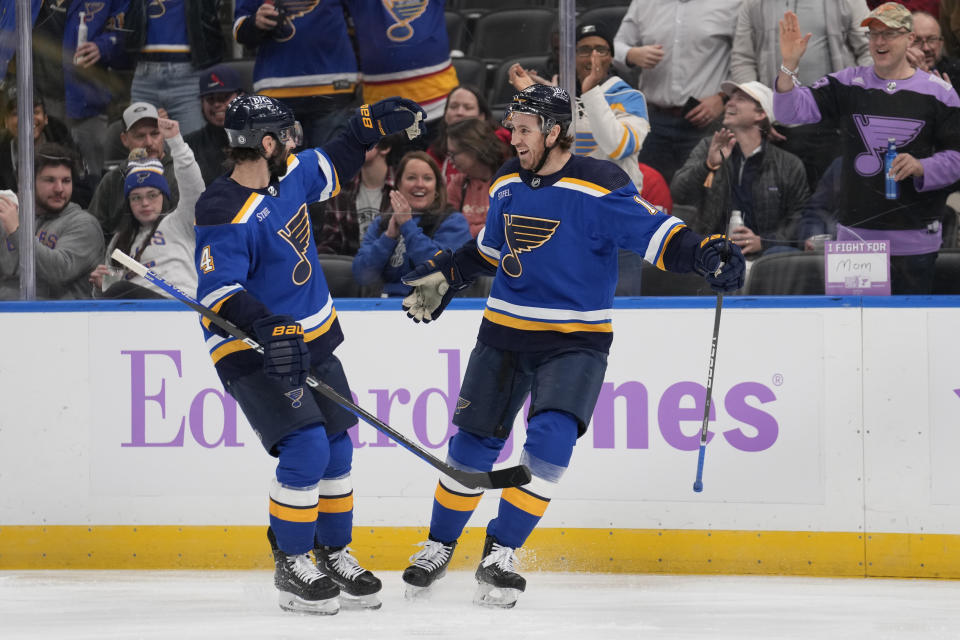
left=252, top=314, right=310, bottom=387
left=348, top=97, right=427, bottom=146
left=401, top=250, right=470, bottom=323
left=694, top=234, right=746, bottom=293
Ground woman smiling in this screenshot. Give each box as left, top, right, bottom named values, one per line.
left=351, top=151, right=472, bottom=296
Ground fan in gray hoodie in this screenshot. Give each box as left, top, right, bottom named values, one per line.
left=0, top=143, right=104, bottom=299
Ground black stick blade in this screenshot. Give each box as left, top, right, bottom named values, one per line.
left=450, top=464, right=532, bottom=490
left=487, top=464, right=533, bottom=489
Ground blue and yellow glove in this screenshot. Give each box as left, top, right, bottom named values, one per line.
left=348, top=96, right=427, bottom=146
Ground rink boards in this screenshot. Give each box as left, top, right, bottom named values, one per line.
left=1, top=296, right=959, bottom=578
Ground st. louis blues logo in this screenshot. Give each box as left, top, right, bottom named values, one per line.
left=383, top=0, right=427, bottom=42
left=284, top=387, right=305, bottom=409
left=852, top=115, right=924, bottom=176
left=268, top=1, right=321, bottom=42
left=455, top=396, right=471, bottom=415
left=277, top=203, right=313, bottom=285
left=501, top=214, right=560, bottom=277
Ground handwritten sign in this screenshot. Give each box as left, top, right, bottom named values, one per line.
left=824, top=240, right=890, bottom=295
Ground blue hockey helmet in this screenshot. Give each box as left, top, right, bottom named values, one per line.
left=223, top=94, right=303, bottom=149
left=502, top=84, right=572, bottom=135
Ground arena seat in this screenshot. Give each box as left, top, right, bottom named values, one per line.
left=454, top=0, right=547, bottom=19
left=467, top=9, right=556, bottom=65
left=744, top=252, right=825, bottom=295
left=451, top=56, right=488, bottom=94
left=933, top=248, right=960, bottom=294
left=446, top=10, right=468, bottom=54
left=318, top=255, right=361, bottom=298
left=640, top=263, right=714, bottom=296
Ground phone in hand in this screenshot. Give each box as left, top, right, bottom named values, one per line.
left=681, top=96, right=701, bottom=117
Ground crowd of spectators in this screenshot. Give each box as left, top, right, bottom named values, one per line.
left=1, top=0, right=959, bottom=299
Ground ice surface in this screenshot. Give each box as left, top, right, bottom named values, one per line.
left=1, top=570, right=959, bottom=639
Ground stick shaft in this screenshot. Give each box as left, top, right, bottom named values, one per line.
left=693, top=294, right=723, bottom=491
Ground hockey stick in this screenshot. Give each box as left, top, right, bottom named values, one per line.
left=693, top=293, right=723, bottom=493
left=111, top=249, right=531, bottom=491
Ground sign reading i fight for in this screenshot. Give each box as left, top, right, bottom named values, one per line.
left=824, top=240, right=891, bottom=296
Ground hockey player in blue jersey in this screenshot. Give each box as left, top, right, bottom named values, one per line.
left=193, top=93, right=426, bottom=615
left=398, top=84, right=746, bottom=608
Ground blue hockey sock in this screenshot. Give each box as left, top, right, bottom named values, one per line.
left=486, top=410, right=577, bottom=549
left=428, top=430, right=504, bottom=543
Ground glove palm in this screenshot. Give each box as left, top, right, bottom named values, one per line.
left=401, top=250, right=467, bottom=323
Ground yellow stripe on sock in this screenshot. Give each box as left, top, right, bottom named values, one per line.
left=317, top=494, right=353, bottom=514
left=435, top=482, right=483, bottom=512
left=502, top=487, right=550, bottom=517
left=269, top=499, right=318, bottom=523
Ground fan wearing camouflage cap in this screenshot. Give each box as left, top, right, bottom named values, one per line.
left=775, top=3, right=960, bottom=293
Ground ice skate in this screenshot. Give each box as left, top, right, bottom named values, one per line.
left=473, top=534, right=525, bottom=609
left=315, top=545, right=383, bottom=610
left=401, top=538, right=458, bottom=599
left=267, top=527, right=340, bottom=615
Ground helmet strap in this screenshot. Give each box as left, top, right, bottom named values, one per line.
left=532, top=123, right=560, bottom=175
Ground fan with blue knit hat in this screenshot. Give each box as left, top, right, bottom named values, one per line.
left=123, top=150, right=171, bottom=201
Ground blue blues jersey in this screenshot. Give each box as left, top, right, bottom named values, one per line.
left=475, top=155, right=690, bottom=353
left=345, top=0, right=457, bottom=121
left=143, top=0, right=189, bottom=58
left=234, top=0, right=358, bottom=97
left=194, top=148, right=344, bottom=381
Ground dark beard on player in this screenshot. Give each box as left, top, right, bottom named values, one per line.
left=267, top=145, right=290, bottom=181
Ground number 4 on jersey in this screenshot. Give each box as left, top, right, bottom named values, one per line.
left=199, top=245, right=215, bottom=274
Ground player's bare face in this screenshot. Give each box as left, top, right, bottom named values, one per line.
left=445, top=88, right=481, bottom=125
left=398, top=158, right=437, bottom=210
left=509, top=113, right=547, bottom=171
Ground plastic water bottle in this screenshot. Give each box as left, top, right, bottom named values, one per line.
left=728, top=209, right=744, bottom=237
left=885, top=138, right=898, bottom=200
left=74, top=12, right=87, bottom=65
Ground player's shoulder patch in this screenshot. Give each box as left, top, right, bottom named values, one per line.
left=555, top=155, right=631, bottom=196
left=195, top=177, right=259, bottom=226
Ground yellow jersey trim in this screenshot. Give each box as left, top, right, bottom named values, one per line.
left=483, top=309, right=613, bottom=334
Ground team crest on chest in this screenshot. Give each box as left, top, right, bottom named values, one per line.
left=382, top=0, right=427, bottom=42
left=852, top=115, right=924, bottom=176
left=501, top=214, right=560, bottom=277
left=277, top=204, right=313, bottom=285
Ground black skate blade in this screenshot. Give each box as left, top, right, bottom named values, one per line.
left=473, top=582, right=520, bottom=609
left=278, top=592, right=340, bottom=615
